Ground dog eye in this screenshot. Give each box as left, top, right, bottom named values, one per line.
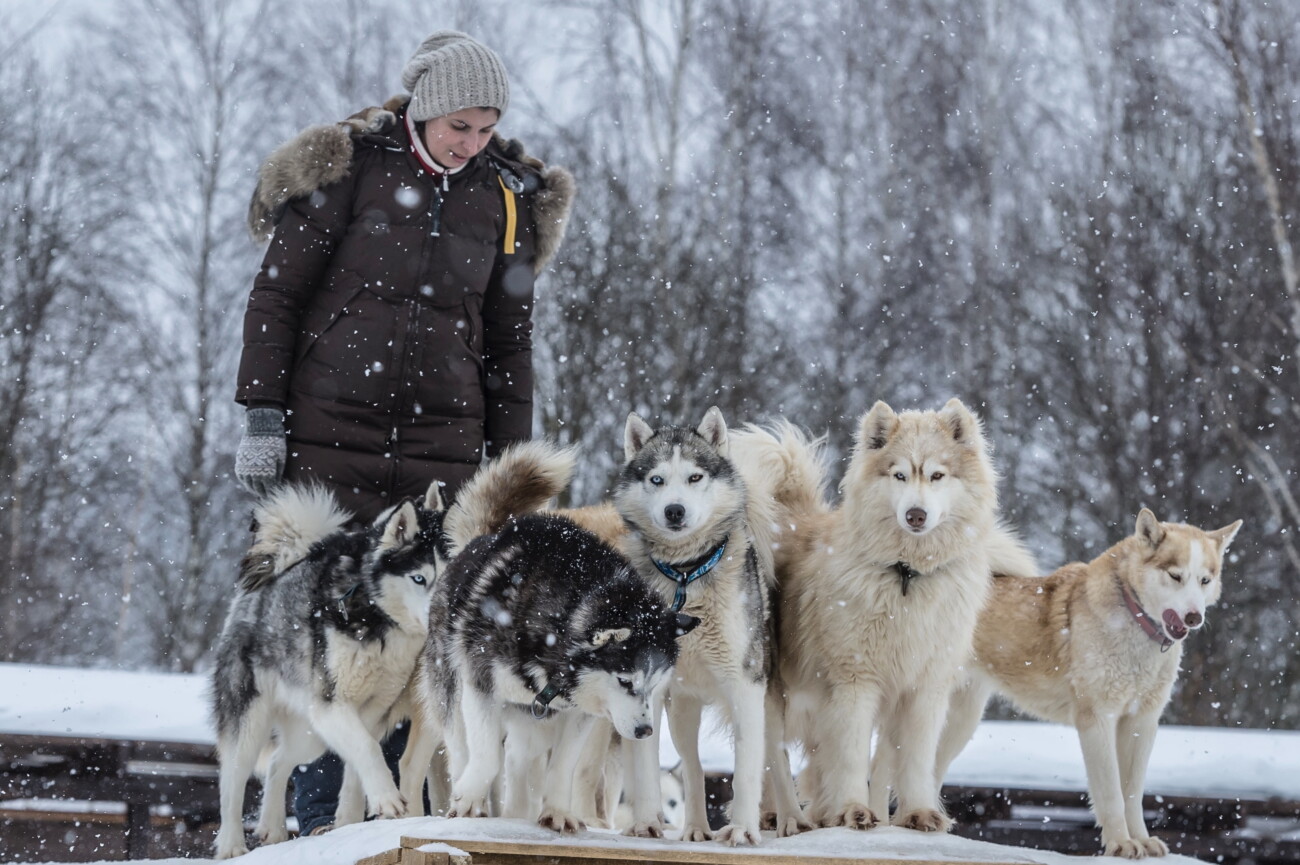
left=1200, top=576, right=1211, bottom=586
left=893, top=471, right=907, bottom=482
left=649, top=476, right=664, bottom=486
left=1168, top=572, right=1183, bottom=583
left=930, top=472, right=945, bottom=482
left=688, top=473, right=703, bottom=483
left=410, top=574, right=426, bottom=585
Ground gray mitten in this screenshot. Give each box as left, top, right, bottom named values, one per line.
left=235, top=407, right=286, bottom=498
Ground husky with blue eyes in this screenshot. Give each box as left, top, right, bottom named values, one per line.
left=928, top=508, right=1241, bottom=859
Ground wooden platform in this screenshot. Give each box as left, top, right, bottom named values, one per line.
left=358, top=823, right=1051, bottom=865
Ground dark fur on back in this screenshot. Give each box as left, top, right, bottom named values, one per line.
left=428, top=514, right=690, bottom=710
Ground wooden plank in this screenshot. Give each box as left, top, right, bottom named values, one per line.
left=354, top=848, right=402, bottom=865
left=399, top=834, right=1037, bottom=865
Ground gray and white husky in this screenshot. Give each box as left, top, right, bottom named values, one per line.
left=422, top=512, right=698, bottom=833
left=614, top=407, right=806, bottom=845
left=211, top=441, right=575, bottom=858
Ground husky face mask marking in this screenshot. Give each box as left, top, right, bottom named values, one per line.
left=618, top=408, right=742, bottom=540
left=1134, top=508, right=1241, bottom=642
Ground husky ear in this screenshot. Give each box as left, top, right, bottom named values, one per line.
left=422, top=480, right=449, bottom=513
left=380, top=500, right=420, bottom=549
left=624, top=412, right=655, bottom=461
left=858, top=401, right=897, bottom=450
left=674, top=613, right=701, bottom=637
left=697, top=406, right=729, bottom=456
left=938, top=398, right=981, bottom=445
left=1135, top=508, right=1165, bottom=549
left=1209, top=519, right=1243, bottom=553
left=591, top=627, right=632, bottom=648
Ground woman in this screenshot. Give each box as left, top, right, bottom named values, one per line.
left=232, top=30, right=574, bottom=834
left=235, top=30, right=574, bottom=522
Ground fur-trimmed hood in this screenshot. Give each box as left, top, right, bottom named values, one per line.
left=246, top=95, right=575, bottom=274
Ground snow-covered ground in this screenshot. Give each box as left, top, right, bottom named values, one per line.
left=2, top=662, right=1296, bottom=865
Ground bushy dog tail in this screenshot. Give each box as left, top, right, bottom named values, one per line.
left=987, top=521, right=1039, bottom=578
left=240, top=484, right=352, bottom=591
left=731, top=419, right=831, bottom=523
left=443, top=440, right=578, bottom=555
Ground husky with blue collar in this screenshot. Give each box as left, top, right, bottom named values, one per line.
left=612, top=407, right=808, bottom=845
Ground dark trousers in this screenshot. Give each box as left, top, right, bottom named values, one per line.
left=292, top=723, right=415, bottom=835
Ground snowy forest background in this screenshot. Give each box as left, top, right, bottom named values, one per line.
left=0, top=0, right=1296, bottom=730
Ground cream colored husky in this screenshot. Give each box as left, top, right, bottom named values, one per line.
left=927, top=509, right=1241, bottom=859
left=731, top=399, right=1034, bottom=834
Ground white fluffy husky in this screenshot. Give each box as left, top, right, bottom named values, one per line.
left=731, top=399, right=1033, bottom=833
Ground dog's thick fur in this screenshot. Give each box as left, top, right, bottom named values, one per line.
left=212, top=441, right=575, bottom=858
left=421, top=512, right=697, bottom=833
left=931, top=509, right=1241, bottom=859
left=730, top=400, right=1032, bottom=834
left=612, top=407, right=804, bottom=845
left=211, top=495, right=438, bottom=859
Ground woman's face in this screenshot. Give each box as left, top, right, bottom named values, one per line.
left=421, top=107, right=500, bottom=169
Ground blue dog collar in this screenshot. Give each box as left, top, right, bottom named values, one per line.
left=652, top=541, right=728, bottom=612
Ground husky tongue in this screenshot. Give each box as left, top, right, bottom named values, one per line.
left=1162, top=609, right=1188, bottom=640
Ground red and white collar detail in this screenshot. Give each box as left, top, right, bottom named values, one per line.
left=406, top=111, right=468, bottom=188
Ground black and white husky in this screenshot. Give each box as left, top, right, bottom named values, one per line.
left=211, top=442, right=575, bottom=858
left=423, top=512, right=698, bottom=833
left=614, top=407, right=807, bottom=845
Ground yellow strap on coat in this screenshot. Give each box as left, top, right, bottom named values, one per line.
left=498, top=176, right=517, bottom=255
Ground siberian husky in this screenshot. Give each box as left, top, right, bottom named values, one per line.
left=729, top=400, right=1033, bottom=834
left=211, top=441, right=575, bottom=857
left=931, top=509, right=1241, bottom=859
left=423, top=511, right=698, bottom=833
left=613, top=407, right=806, bottom=845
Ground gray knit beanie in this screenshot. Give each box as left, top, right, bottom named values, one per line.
left=402, top=30, right=510, bottom=122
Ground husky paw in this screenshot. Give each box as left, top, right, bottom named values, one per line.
left=680, top=823, right=714, bottom=842
left=896, top=808, right=951, bottom=833
left=715, top=822, right=763, bottom=846
left=254, top=822, right=288, bottom=845
left=448, top=796, right=490, bottom=819
left=1140, top=836, right=1169, bottom=857
left=825, top=803, right=878, bottom=830
left=538, top=809, right=585, bottom=834
left=623, top=820, right=665, bottom=838
left=775, top=811, right=815, bottom=837
left=213, top=830, right=248, bottom=859
left=367, top=790, right=407, bottom=820
left=1105, top=838, right=1150, bottom=859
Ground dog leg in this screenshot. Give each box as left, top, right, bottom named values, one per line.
left=214, top=703, right=273, bottom=859
left=813, top=684, right=881, bottom=829
left=624, top=724, right=667, bottom=837
left=1118, top=710, right=1167, bottom=857
left=763, top=685, right=812, bottom=836
left=868, top=723, right=896, bottom=823
left=309, top=703, right=405, bottom=819
left=426, top=747, right=451, bottom=815
left=666, top=693, right=713, bottom=841
left=501, top=715, right=546, bottom=819
left=335, top=763, right=365, bottom=826
left=891, top=685, right=952, bottom=832
left=1076, top=706, right=1141, bottom=857
left=713, top=679, right=766, bottom=845
left=397, top=709, right=441, bottom=817
left=448, top=682, right=502, bottom=818
left=539, top=713, right=597, bottom=833
left=572, top=718, right=615, bottom=826
left=934, top=675, right=993, bottom=788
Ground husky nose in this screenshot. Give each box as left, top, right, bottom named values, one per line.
left=905, top=508, right=927, bottom=529
left=664, top=504, right=685, bottom=526
left=1185, top=611, right=1203, bottom=628
left=634, top=724, right=653, bottom=739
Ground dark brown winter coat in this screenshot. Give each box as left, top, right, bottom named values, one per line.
left=236, top=97, right=574, bottom=520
